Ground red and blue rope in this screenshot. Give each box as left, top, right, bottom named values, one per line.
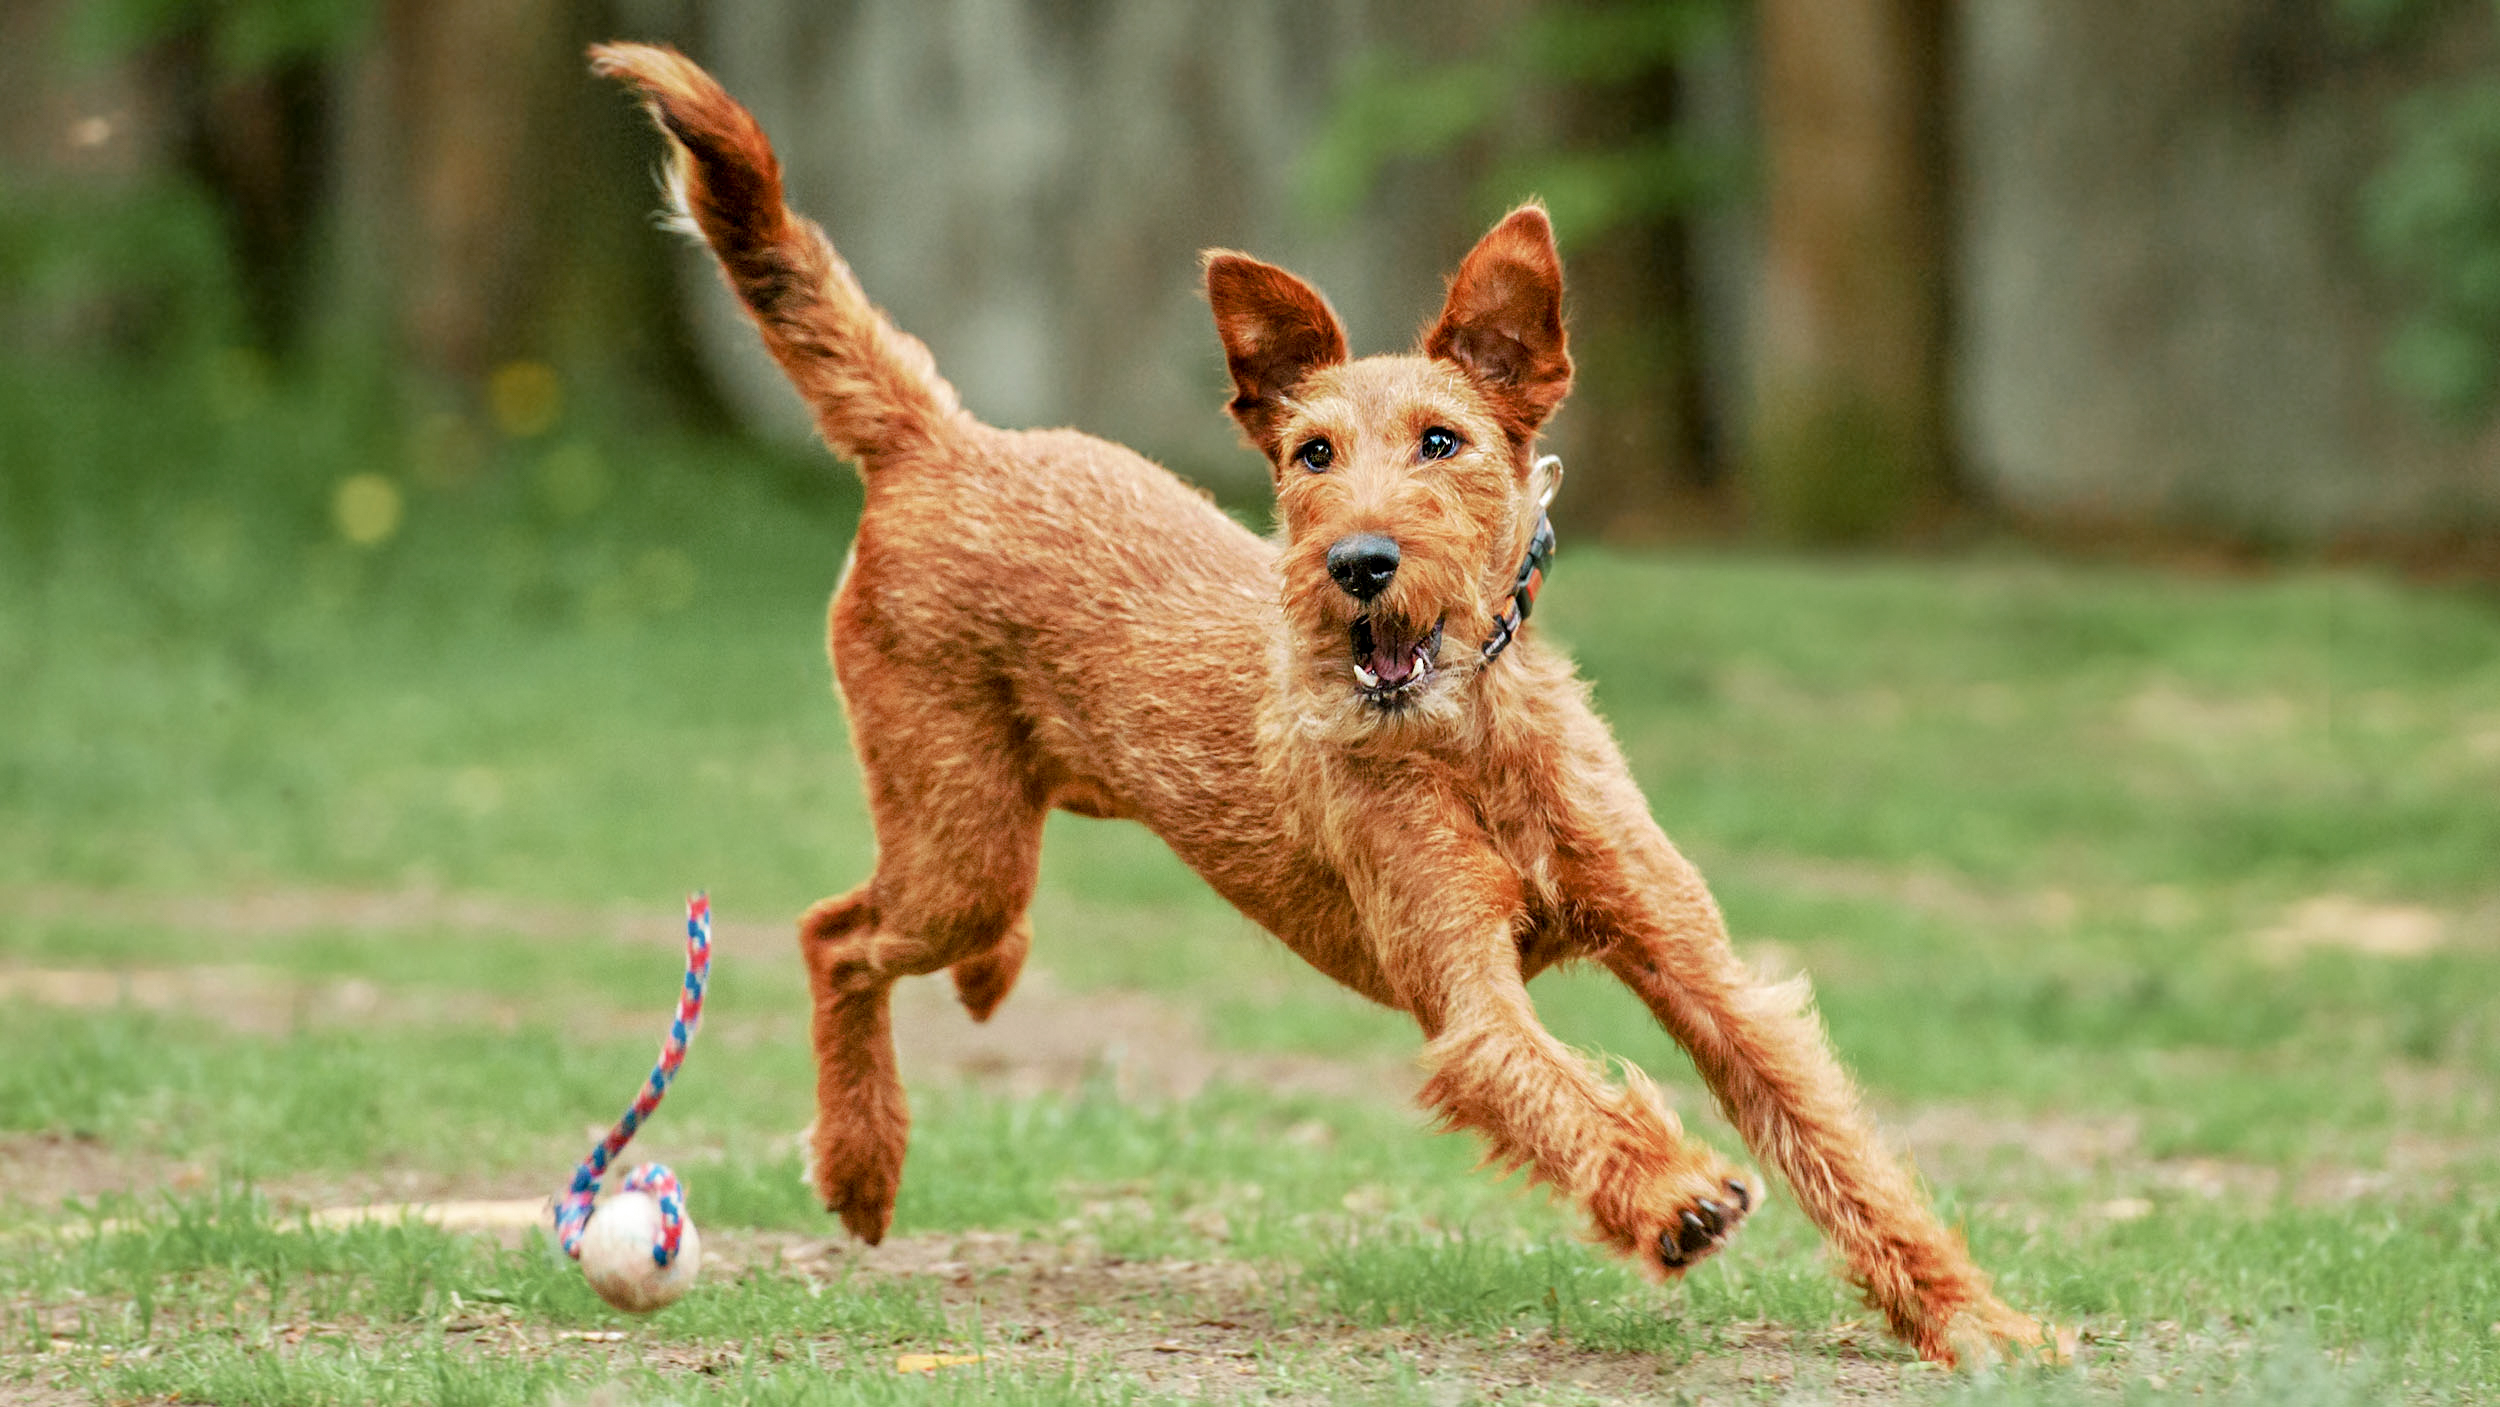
left=554, top=892, right=711, bottom=1266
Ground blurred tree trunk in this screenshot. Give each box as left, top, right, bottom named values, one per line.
left=313, top=0, right=706, bottom=428
left=1749, top=0, right=1956, bottom=541
left=1553, top=59, right=1724, bottom=544
left=376, top=0, right=571, bottom=383
left=161, top=43, right=335, bottom=354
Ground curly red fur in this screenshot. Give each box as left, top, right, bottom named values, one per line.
left=594, top=41, right=2045, bottom=1368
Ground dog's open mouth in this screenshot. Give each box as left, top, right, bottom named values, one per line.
left=1349, top=615, right=1445, bottom=702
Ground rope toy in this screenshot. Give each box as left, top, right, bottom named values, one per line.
left=553, top=892, right=711, bottom=1312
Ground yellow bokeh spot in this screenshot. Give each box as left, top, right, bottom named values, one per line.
left=488, top=360, right=563, bottom=438
left=334, top=473, right=404, bottom=547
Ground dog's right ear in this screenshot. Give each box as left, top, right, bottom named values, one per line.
left=1204, top=252, right=1348, bottom=457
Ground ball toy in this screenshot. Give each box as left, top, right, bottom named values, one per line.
left=578, top=1171, right=704, bottom=1313
left=552, top=893, right=711, bottom=1313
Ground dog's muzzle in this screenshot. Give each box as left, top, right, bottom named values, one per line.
left=1350, top=614, right=1444, bottom=701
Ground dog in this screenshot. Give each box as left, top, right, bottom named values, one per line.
left=592, top=42, right=2043, bottom=1366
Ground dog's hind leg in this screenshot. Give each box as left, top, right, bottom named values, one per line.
left=946, top=915, right=1029, bottom=1023
left=800, top=661, right=1046, bottom=1244
left=1553, top=761, right=2042, bottom=1363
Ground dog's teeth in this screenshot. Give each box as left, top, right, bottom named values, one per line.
left=1354, top=664, right=1379, bottom=688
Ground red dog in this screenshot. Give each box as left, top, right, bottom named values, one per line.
left=594, top=42, right=2043, bottom=1365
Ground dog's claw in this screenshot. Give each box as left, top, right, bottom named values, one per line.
left=1657, top=1179, right=1756, bottom=1270
left=1676, top=1210, right=1716, bottom=1256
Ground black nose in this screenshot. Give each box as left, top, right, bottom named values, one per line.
left=1326, top=534, right=1400, bottom=600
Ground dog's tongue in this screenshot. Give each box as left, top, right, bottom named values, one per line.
left=1367, top=634, right=1419, bottom=686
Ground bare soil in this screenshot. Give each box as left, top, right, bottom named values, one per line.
left=749, top=1227, right=1939, bottom=1402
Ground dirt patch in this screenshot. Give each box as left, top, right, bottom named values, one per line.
left=0, top=1373, right=93, bottom=1407
left=1728, top=858, right=2496, bottom=972
left=2255, top=894, right=2452, bottom=961
left=0, top=1134, right=214, bottom=1222
left=1725, top=853, right=2083, bottom=937
left=702, top=1228, right=1937, bottom=1402
left=4, top=882, right=1417, bottom=1109
left=0, top=1135, right=573, bottom=1227
left=1893, top=1104, right=2142, bottom=1175
left=0, top=963, right=542, bottom=1038
left=1892, top=1095, right=2499, bottom=1215
left=0, top=960, right=1408, bottom=1223
left=2122, top=683, right=2299, bottom=747
left=5, top=883, right=769, bottom=951
left=887, top=968, right=1415, bottom=1107
left=0, top=955, right=1408, bottom=1112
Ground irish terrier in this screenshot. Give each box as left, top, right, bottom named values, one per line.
left=593, top=42, right=2043, bottom=1365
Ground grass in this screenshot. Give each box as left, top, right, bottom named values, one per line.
left=3, top=359, right=2498, bottom=1402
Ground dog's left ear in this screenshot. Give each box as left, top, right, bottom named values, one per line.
left=1425, top=205, right=1572, bottom=442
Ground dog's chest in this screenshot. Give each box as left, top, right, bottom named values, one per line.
left=1462, top=780, right=1569, bottom=927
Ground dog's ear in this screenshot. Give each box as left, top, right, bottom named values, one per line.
left=1424, top=205, right=1572, bottom=441
left=1204, top=252, right=1349, bottom=456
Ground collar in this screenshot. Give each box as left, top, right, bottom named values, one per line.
left=1481, top=455, right=1562, bottom=665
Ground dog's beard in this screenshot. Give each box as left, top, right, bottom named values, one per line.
left=1267, top=541, right=1495, bottom=747
left=1271, top=612, right=1466, bottom=748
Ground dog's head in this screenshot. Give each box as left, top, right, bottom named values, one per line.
left=1205, top=206, right=1571, bottom=743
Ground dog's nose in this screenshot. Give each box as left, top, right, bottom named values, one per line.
left=1326, top=534, right=1401, bottom=600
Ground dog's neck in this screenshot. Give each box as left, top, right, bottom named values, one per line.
left=1254, top=614, right=1568, bottom=870
left=1480, top=454, right=1563, bottom=667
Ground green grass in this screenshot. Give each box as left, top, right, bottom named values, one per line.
left=4, top=362, right=2498, bottom=1401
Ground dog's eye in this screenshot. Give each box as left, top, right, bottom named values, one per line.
left=1294, top=437, right=1335, bottom=472
left=1419, top=426, right=1460, bottom=462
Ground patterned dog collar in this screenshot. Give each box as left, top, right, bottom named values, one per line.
left=1481, top=455, right=1562, bottom=665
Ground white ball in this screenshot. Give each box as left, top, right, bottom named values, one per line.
left=578, top=1190, right=702, bottom=1313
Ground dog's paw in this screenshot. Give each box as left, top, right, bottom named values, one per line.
left=1652, top=1174, right=1754, bottom=1275
left=808, top=1120, right=902, bottom=1246
left=818, top=1162, right=898, bottom=1246
left=1934, top=1297, right=2070, bottom=1369
left=831, top=1187, right=896, bottom=1246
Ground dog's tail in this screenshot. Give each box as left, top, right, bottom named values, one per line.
left=590, top=42, right=964, bottom=466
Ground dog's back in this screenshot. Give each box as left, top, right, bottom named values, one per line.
left=592, top=43, right=1363, bottom=972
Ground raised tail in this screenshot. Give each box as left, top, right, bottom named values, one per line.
left=590, top=42, right=963, bottom=466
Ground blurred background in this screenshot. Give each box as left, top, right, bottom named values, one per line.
left=8, top=0, right=2500, bottom=556
left=6, top=8, right=2500, bottom=1396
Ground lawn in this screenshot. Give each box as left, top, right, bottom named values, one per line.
left=2, top=366, right=2496, bottom=1402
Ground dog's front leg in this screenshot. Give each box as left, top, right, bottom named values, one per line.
left=1558, top=791, right=2045, bottom=1364
left=1357, top=824, right=1753, bottom=1276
